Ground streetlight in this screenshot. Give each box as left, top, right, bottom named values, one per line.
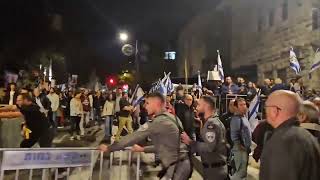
left=119, top=32, right=128, bottom=42
left=118, top=32, right=140, bottom=83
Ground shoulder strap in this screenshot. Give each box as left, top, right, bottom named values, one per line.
left=160, top=112, right=184, bottom=133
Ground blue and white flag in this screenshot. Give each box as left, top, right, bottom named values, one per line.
left=149, top=79, right=167, bottom=96
left=132, top=86, right=145, bottom=107
left=247, top=90, right=261, bottom=131
left=289, top=48, right=301, bottom=74
left=162, top=72, right=174, bottom=94
left=217, top=50, right=225, bottom=82
left=309, top=48, right=320, bottom=78
left=197, top=71, right=203, bottom=97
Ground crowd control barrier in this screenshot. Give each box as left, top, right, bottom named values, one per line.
left=0, top=147, right=141, bottom=180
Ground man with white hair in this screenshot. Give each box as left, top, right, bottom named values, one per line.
left=260, top=90, right=320, bottom=180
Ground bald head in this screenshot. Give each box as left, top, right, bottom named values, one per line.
left=266, top=90, right=302, bottom=128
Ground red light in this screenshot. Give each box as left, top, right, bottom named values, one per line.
left=122, top=84, right=128, bottom=90
left=109, top=79, right=114, bottom=84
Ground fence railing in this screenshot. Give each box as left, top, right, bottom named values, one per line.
left=0, top=147, right=141, bottom=180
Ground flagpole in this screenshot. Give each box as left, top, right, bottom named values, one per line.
left=184, top=58, right=188, bottom=89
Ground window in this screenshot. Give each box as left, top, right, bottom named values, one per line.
left=258, top=16, right=263, bottom=32
left=312, top=8, right=320, bottom=30
left=269, top=10, right=274, bottom=27
left=282, top=0, right=288, bottom=21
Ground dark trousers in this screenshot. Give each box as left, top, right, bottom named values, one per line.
left=70, top=116, right=81, bottom=136
left=20, top=128, right=54, bottom=148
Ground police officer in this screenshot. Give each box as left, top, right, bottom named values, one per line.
left=99, top=92, right=191, bottom=180
left=181, top=95, right=228, bottom=180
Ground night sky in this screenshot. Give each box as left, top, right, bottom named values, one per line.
left=0, top=0, right=219, bottom=83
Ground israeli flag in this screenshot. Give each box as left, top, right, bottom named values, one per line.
left=132, top=87, right=145, bottom=107
left=217, top=50, right=225, bottom=82
left=247, top=90, right=261, bottom=131
left=162, top=72, right=174, bottom=94
left=310, top=48, right=320, bottom=76
left=149, top=79, right=167, bottom=96
left=197, top=71, right=203, bottom=97
left=289, top=48, right=301, bottom=74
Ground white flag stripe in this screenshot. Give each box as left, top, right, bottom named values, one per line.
left=217, top=50, right=225, bottom=82
left=289, top=48, right=301, bottom=74
left=248, top=90, right=261, bottom=131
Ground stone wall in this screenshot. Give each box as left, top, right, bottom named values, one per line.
left=221, top=0, right=320, bottom=88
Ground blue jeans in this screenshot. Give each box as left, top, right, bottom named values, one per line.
left=230, top=144, right=249, bottom=180
left=104, top=116, right=113, bottom=138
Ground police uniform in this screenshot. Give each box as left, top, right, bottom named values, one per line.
left=108, top=111, right=191, bottom=180
left=190, top=115, right=228, bottom=180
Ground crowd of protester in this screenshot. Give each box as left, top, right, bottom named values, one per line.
left=1, top=75, right=320, bottom=179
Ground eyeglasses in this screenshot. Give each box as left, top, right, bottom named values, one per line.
left=264, top=105, right=282, bottom=111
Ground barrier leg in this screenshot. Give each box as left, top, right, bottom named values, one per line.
left=109, top=152, right=113, bottom=179
left=136, top=153, right=141, bottom=180
left=128, top=151, right=132, bottom=167
left=41, top=169, right=46, bottom=180
left=0, top=170, right=3, bottom=180
left=99, top=151, right=103, bottom=180
left=119, top=151, right=123, bottom=180
left=66, top=168, right=70, bottom=180
left=29, top=169, right=33, bottom=180
left=15, top=169, right=19, bottom=180
left=54, top=169, right=58, bottom=180
left=89, top=150, right=95, bottom=180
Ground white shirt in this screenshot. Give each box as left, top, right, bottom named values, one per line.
left=70, top=98, right=83, bottom=117
left=9, top=91, right=15, bottom=105
left=47, top=93, right=60, bottom=112
left=102, top=100, right=115, bottom=116
left=115, top=95, right=122, bottom=112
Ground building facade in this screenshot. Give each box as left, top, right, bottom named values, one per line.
left=177, top=10, right=232, bottom=78
left=218, top=0, right=320, bottom=88
left=178, top=0, right=320, bottom=88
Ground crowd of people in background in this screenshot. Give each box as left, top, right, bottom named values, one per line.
left=0, top=75, right=320, bottom=179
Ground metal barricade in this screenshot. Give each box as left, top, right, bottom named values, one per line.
left=0, top=147, right=141, bottom=180
left=224, top=94, right=248, bottom=113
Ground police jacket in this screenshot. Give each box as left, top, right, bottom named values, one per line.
left=190, top=115, right=227, bottom=165
left=109, top=112, right=189, bottom=168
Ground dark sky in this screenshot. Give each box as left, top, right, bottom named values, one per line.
left=1, top=0, right=219, bottom=82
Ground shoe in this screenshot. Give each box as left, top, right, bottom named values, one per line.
left=70, top=136, right=75, bottom=141
left=76, top=135, right=81, bottom=140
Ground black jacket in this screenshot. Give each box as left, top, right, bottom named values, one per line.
left=33, top=93, right=51, bottom=111
left=260, top=118, right=320, bottom=180
left=175, top=103, right=195, bottom=138
left=19, top=104, right=50, bottom=135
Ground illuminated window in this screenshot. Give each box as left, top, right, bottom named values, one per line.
left=282, top=0, right=288, bottom=21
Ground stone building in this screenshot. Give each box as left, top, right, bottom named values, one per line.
left=217, top=0, right=320, bottom=88
left=178, top=0, right=320, bottom=89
